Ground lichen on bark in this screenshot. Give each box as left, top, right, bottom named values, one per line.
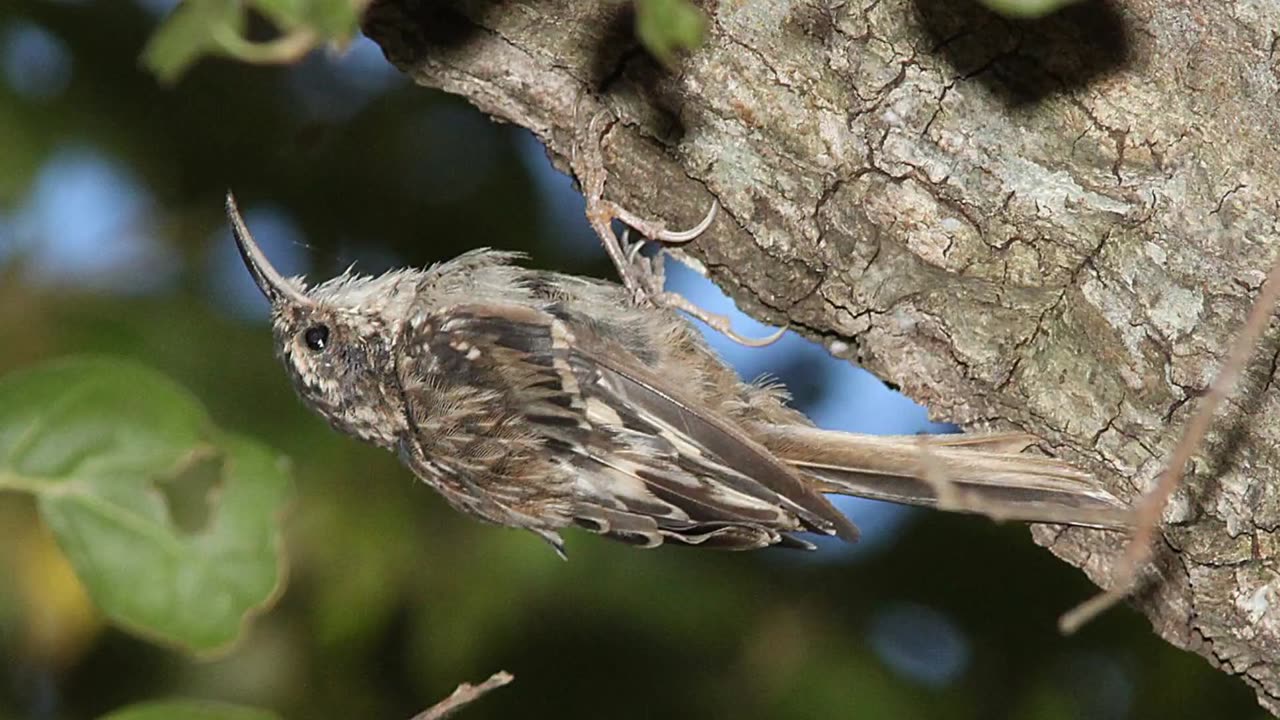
left=363, top=0, right=1280, bottom=711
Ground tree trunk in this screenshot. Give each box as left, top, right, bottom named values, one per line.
left=363, top=0, right=1280, bottom=711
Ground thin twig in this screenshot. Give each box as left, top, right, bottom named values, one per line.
left=214, top=28, right=319, bottom=65
left=1060, top=253, right=1280, bottom=634
left=410, top=671, right=514, bottom=720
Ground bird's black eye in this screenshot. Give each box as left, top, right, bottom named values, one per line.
left=303, top=325, right=330, bottom=352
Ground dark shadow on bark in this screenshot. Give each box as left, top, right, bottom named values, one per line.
left=364, top=0, right=497, bottom=67
left=589, top=2, right=641, bottom=91
left=589, top=3, right=689, bottom=145
left=912, top=0, right=1131, bottom=106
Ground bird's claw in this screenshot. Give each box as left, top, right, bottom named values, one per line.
left=573, top=111, right=782, bottom=349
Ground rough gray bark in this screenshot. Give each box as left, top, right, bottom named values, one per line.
left=362, top=0, right=1280, bottom=712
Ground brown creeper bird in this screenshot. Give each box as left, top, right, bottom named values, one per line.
left=226, top=192, right=1130, bottom=556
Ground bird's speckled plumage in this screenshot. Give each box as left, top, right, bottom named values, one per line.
left=227, top=193, right=1131, bottom=555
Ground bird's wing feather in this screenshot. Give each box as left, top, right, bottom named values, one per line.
left=405, top=301, right=857, bottom=548
left=569, top=342, right=857, bottom=540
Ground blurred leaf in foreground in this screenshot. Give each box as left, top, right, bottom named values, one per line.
left=142, top=0, right=362, bottom=84
left=100, top=699, right=282, bottom=720
left=634, top=0, right=707, bottom=68
left=978, top=0, right=1083, bottom=18
left=0, top=357, right=291, bottom=655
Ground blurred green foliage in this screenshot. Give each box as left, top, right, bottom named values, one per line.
left=0, top=1, right=1268, bottom=720
left=143, top=0, right=707, bottom=82
left=634, top=0, right=707, bottom=68
left=0, top=358, right=290, bottom=655
left=143, top=0, right=360, bottom=84
left=100, top=699, right=281, bottom=720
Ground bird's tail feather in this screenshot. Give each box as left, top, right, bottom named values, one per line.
left=752, top=425, right=1132, bottom=530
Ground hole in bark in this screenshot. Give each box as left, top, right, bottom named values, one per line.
left=589, top=4, right=689, bottom=145
left=362, top=0, right=503, bottom=65
left=589, top=3, right=642, bottom=91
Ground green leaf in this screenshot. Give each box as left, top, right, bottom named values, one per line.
left=0, top=357, right=291, bottom=654
left=141, top=0, right=243, bottom=85
left=142, top=0, right=361, bottom=84
left=634, top=0, right=707, bottom=68
left=977, top=0, right=1083, bottom=19
left=100, top=699, right=282, bottom=720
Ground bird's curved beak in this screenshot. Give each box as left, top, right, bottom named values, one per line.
left=225, top=191, right=312, bottom=307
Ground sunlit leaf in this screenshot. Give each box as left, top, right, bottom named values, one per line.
left=0, top=357, right=291, bottom=654
left=977, top=0, right=1083, bottom=18
left=634, top=0, right=707, bottom=68
left=100, top=699, right=282, bottom=720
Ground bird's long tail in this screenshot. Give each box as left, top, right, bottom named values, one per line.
left=752, top=425, right=1132, bottom=530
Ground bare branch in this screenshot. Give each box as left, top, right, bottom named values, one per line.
left=410, top=671, right=513, bottom=720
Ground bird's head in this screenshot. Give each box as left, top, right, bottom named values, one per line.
left=226, top=192, right=415, bottom=448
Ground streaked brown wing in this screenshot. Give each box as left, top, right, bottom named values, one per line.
left=567, top=342, right=858, bottom=541
left=417, top=301, right=859, bottom=548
